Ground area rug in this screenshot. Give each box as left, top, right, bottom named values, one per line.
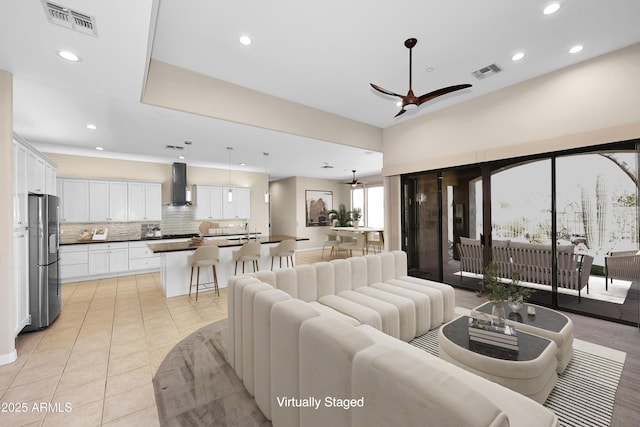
left=154, top=316, right=626, bottom=427
left=410, top=308, right=627, bottom=427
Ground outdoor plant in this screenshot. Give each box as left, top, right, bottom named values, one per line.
left=328, top=204, right=352, bottom=227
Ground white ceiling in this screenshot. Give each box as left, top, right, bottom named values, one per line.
left=2, top=0, right=640, bottom=181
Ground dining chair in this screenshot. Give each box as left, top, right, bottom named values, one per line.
left=322, top=230, right=341, bottom=259
left=337, top=230, right=366, bottom=257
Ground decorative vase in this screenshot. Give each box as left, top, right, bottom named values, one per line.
left=508, top=300, right=523, bottom=313
left=491, top=301, right=506, bottom=327
left=353, top=221, right=359, bottom=229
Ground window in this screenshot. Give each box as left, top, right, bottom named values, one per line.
left=351, top=185, right=384, bottom=228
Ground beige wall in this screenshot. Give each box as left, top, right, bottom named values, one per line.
left=383, top=43, right=640, bottom=176
left=142, top=60, right=383, bottom=153
left=45, top=153, right=270, bottom=236
left=0, top=69, right=16, bottom=364
left=270, top=177, right=297, bottom=237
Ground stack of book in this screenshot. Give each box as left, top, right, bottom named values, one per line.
left=468, top=317, right=519, bottom=351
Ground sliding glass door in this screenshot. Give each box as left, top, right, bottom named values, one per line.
left=401, top=139, right=640, bottom=326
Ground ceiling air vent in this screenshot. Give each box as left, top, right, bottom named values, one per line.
left=41, top=1, right=98, bottom=37
left=165, top=145, right=185, bottom=150
left=471, top=63, right=503, bottom=80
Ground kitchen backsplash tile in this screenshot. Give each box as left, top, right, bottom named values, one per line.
left=60, top=205, right=247, bottom=243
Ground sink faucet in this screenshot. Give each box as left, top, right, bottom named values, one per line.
left=245, top=222, right=250, bottom=241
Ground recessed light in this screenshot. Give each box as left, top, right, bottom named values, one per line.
left=58, top=50, right=79, bottom=62
left=511, top=52, right=525, bottom=61
left=569, top=45, right=584, bottom=54
left=239, top=36, right=252, bottom=46
left=426, top=67, right=434, bottom=72
left=86, top=124, right=97, bottom=130
left=543, top=3, right=560, bottom=15
left=178, top=155, right=185, bottom=160
left=95, top=146, right=104, bottom=151
left=239, top=163, right=246, bottom=166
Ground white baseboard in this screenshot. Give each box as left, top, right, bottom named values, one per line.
left=0, top=348, right=17, bottom=366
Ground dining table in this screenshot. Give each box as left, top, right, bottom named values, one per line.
left=330, top=227, right=384, bottom=254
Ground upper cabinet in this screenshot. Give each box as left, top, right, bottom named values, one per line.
left=223, top=187, right=250, bottom=219
left=27, top=151, right=46, bottom=194
left=58, top=178, right=161, bottom=223
left=89, top=180, right=128, bottom=222
left=194, top=185, right=223, bottom=220
left=195, top=185, right=250, bottom=220
left=13, top=142, right=28, bottom=228
left=128, top=182, right=162, bottom=221
left=59, top=178, right=90, bottom=223
left=13, top=137, right=56, bottom=227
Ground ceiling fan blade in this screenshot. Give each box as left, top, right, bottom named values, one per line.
left=417, top=84, right=472, bottom=105
left=370, top=83, right=404, bottom=98
left=394, top=109, right=406, bottom=118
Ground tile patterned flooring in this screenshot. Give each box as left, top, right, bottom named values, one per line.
left=0, top=272, right=228, bottom=426
left=0, top=250, right=335, bottom=427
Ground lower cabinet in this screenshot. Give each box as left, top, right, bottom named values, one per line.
left=13, top=229, right=29, bottom=336
left=60, top=245, right=89, bottom=281
left=88, top=243, right=129, bottom=275
left=128, top=241, right=161, bottom=271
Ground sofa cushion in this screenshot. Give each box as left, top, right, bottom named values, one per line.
left=352, top=343, right=510, bottom=427
left=370, top=282, right=431, bottom=335
left=230, top=276, right=266, bottom=376
left=379, top=252, right=396, bottom=282
left=242, top=282, right=274, bottom=395
left=396, top=276, right=456, bottom=322
left=275, top=268, right=298, bottom=298
left=363, top=254, right=383, bottom=284
left=331, top=259, right=352, bottom=293
left=460, top=236, right=482, bottom=246
left=384, top=279, right=444, bottom=327
left=296, top=264, right=318, bottom=302
left=355, top=287, right=416, bottom=342
left=270, top=300, right=322, bottom=427
left=338, top=290, right=400, bottom=339
left=348, top=256, right=368, bottom=289
left=299, top=316, right=376, bottom=427
left=307, top=301, right=360, bottom=326
left=253, top=289, right=292, bottom=419
left=318, top=295, right=382, bottom=331
left=313, top=261, right=336, bottom=297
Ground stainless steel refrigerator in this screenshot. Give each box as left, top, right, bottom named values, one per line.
left=24, top=194, right=61, bottom=332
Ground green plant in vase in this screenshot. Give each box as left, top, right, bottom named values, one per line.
left=328, top=204, right=352, bottom=227
left=477, top=263, right=534, bottom=326
left=351, top=207, right=362, bottom=228
left=506, top=270, right=534, bottom=314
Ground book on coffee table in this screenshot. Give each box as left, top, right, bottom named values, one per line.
left=468, top=317, right=519, bottom=351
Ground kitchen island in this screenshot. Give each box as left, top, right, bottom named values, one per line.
left=147, top=235, right=308, bottom=298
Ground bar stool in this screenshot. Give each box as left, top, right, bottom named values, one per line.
left=233, top=240, right=261, bottom=274
left=269, top=239, right=296, bottom=270
left=187, top=245, right=220, bottom=300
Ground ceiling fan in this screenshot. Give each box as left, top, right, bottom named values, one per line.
left=345, top=170, right=362, bottom=187
left=370, top=38, right=472, bottom=118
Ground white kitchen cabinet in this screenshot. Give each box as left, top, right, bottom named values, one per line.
left=89, top=180, right=128, bottom=222
left=27, top=151, right=46, bottom=194
left=128, top=241, right=161, bottom=271
left=88, top=242, right=129, bottom=275
left=223, top=186, right=250, bottom=219
left=128, top=182, right=162, bottom=221
left=13, top=229, right=29, bottom=335
left=45, top=163, right=57, bottom=196
left=60, top=245, right=89, bottom=281
left=13, top=142, right=28, bottom=228
left=59, top=178, right=90, bottom=223
left=194, top=185, right=223, bottom=220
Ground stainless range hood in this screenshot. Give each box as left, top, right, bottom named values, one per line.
left=172, top=162, right=187, bottom=206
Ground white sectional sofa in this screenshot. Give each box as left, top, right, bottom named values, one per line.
left=227, top=251, right=558, bottom=427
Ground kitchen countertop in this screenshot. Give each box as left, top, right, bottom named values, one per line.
left=146, top=235, right=308, bottom=253
left=59, top=232, right=263, bottom=246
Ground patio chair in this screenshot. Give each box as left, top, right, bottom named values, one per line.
left=604, top=250, right=640, bottom=291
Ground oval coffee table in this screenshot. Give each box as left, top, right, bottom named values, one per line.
left=438, top=316, right=558, bottom=404
left=473, top=302, right=574, bottom=373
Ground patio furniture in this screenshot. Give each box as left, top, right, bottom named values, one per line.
left=456, top=237, right=483, bottom=278
left=605, top=250, right=640, bottom=290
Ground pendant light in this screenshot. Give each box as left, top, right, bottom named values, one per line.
left=226, top=147, right=233, bottom=202
left=263, top=152, right=270, bottom=204
left=184, top=141, right=192, bottom=203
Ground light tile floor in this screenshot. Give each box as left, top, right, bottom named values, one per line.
left=0, top=272, right=228, bottom=427
left=0, top=250, right=332, bottom=427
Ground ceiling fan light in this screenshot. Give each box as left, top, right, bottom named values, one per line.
left=569, top=45, right=583, bottom=54
left=543, top=3, right=560, bottom=15
left=404, top=103, right=418, bottom=110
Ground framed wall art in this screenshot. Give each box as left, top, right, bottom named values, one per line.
left=306, top=190, right=333, bottom=226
